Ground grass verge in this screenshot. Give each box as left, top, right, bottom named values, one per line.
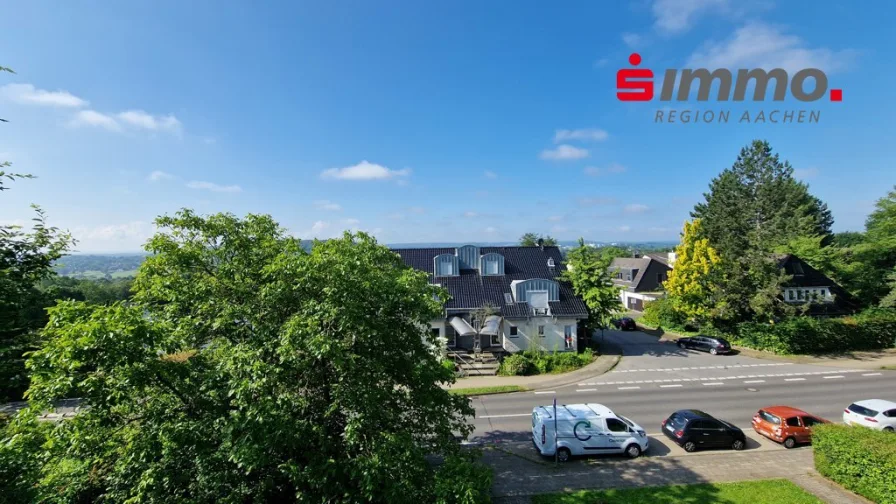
left=448, top=385, right=530, bottom=396
left=530, top=479, right=822, bottom=504
left=881, top=365, right=896, bottom=370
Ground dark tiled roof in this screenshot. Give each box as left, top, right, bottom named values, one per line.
left=775, top=254, right=858, bottom=314
left=609, top=257, right=652, bottom=290
left=392, top=246, right=588, bottom=318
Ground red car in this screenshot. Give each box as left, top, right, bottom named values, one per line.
left=752, top=406, right=829, bottom=448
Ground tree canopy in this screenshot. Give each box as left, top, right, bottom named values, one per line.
left=562, top=238, right=622, bottom=331
left=663, top=219, right=721, bottom=324
left=519, top=233, right=557, bottom=247
left=5, top=210, right=485, bottom=503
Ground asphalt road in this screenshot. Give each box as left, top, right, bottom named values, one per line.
left=470, top=329, right=896, bottom=444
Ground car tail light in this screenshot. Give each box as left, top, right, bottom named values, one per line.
left=675, top=430, right=684, bottom=438
left=662, top=419, right=667, bottom=427
left=865, top=417, right=878, bottom=423
left=844, top=409, right=851, bottom=414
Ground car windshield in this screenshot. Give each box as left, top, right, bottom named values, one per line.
left=848, top=404, right=879, bottom=417
left=758, top=410, right=780, bottom=425
left=619, top=415, right=635, bottom=428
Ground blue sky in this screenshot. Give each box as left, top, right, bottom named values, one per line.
left=1, top=1, right=894, bottom=252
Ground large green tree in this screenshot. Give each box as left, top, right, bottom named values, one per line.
left=519, top=233, right=557, bottom=247
left=691, top=140, right=833, bottom=322
left=663, top=219, right=721, bottom=324
left=7, top=211, right=484, bottom=503
left=563, top=238, right=622, bottom=332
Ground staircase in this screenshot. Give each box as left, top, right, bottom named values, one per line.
left=448, top=349, right=503, bottom=376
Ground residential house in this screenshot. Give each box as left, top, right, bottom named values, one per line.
left=775, top=254, right=857, bottom=315
left=609, top=253, right=673, bottom=312
left=393, top=244, right=589, bottom=354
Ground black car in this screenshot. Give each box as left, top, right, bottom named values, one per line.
left=662, top=410, right=746, bottom=452
left=612, top=317, right=637, bottom=331
left=676, top=336, right=731, bottom=355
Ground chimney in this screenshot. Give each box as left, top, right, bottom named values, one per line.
left=633, top=249, right=641, bottom=258
left=537, top=238, right=544, bottom=250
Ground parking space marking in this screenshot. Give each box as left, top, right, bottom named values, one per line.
left=478, top=413, right=531, bottom=419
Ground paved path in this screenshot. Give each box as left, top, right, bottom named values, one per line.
left=488, top=447, right=870, bottom=503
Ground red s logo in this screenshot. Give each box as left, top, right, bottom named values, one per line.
left=617, top=53, right=654, bottom=101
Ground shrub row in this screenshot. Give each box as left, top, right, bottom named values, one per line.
left=813, top=424, right=896, bottom=504
left=498, top=349, right=594, bottom=376
left=733, top=308, right=896, bottom=354
left=639, top=297, right=689, bottom=331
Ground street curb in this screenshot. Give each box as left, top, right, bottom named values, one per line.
left=528, top=354, right=621, bottom=391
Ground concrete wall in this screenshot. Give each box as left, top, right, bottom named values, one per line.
left=620, top=290, right=663, bottom=312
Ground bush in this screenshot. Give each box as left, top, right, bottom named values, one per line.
left=441, top=359, right=456, bottom=374
left=498, top=349, right=594, bottom=376
left=640, top=297, right=688, bottom=331
left=733, top=308, right=896, bottom=354
left=0, top=412, right=52, bottom=504
left=432, top=453, right=492, bottom=504
left=813, top=424, right=896, bottom=504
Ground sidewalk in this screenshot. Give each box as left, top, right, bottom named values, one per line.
left=447, top=354, right=620, bottom=391
left=487, top=447, right=871, bottom=504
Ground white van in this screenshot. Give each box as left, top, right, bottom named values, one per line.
left=532, top=403, right=649, bottom=461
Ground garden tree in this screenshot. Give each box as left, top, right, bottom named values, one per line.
left=519, top=232, right=557, bottom=247
left=862, top=186, right=896, bottom=305
left=562, top=238, right=622, bottom=332
left=663, top=219, right=721, bottom=324
left=691, top=140, right=833, bottom=322
left=598, top=245, right=630, bottom=262
left=7, top=211, right=486, bottom=503
left=0, top=135, right=75, bottom=401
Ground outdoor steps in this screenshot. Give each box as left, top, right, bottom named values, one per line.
left=449, top=350, right=503, bottom=376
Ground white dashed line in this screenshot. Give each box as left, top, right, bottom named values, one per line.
left=534, top=391, right=556, bottom=395
left=703, top=382, right=724, bottom=386
left=744, top=380, right=766, bottom=384
left=618, top=386, right=641, bottom=390
left=785, top=378, right=806, bottom=382
left=863, top=373, right=882, bottom=376
left=576, top=388, right=597, bottom=392
left=823, top=375, right=844, bottom=379
left=660, top=384, right=683, bottom=388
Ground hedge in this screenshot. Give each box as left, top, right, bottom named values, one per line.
left=733, top=308, right=896, bottom=354
left=813, top=424, right=896, bottom=504
left=497, top=349, right=594, bottom=376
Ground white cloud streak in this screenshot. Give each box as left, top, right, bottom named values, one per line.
left=553, top=128, right=609, bottom=143
left=320, top=160, right=411, bottom=181
left=584, top=163, right=627, bottom=176
left=540, top=144, right=589, bottom=161
left=314, top=200, right=342, bottom=211
left=0, top=83, right=87, bottom=107
left=186, top=180, right=242, bottom=193
left=652, top=0, right=729, bottom=34
left=148, top=170, right=175, bottom=182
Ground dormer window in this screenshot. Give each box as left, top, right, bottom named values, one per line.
left=433, top=254, right=459, bottom=277
left=480, top=253, right=504, bottom=276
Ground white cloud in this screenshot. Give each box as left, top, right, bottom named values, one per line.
left=686, top=22, right=855, bottom=73
left=624, top=203, right=651, bottom=214
left=584, top=163, right=627, bottom=176
left=314, top=199, right=342, bottom=211
left=0, top=83, right=87, bottom=107
left=186, top=180, right=242, bottom=193
left=618, top=225, right=632, bottom=232
left=309, top=220, right=330, bottom=236
left=69, top=110, right=121, bottom=131
left=320, top=160, right=411, bottom=181
left=540, top=144, right=589, bottom=161
left=794, top=167, right=819, bottom=180
left=70, top=221, right=155, bottom=251
left=579, top=197, right=617, bottom=206
left=553, top=128, right=608, bottom=143
left=147, top=170, right=175, bottom=182
left=463, top=211, right=478, bottom=218
left=652, top=0, right=729, bottom=34
left=117, top=110, right=182, bottom=134
left=484, top=170, right=498, bottom=179
left=622, top=33, right=645, bottom=49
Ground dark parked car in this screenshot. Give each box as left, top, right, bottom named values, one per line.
left=676, top=336, right=731, bottom=355
left=662, top=409, right=746, bottom=452
left=612, top=317, right=637, bottom=331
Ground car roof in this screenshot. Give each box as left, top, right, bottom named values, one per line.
left=761, top=405, right=811, bottom=417
left=854, top=399, right=896, bottom=411
left=673, top=409, right=712, bottom=419
left=534, top=403, right=615, bottom=420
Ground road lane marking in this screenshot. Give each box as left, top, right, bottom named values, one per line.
left=660, top=384, right=683, bottom=388
left=534, top=391, right=556, bottom=394
left=823, top=375, right=844, bottom=379
left=576, top=388, right=597, bottom=392
left=703, top=382, right=724, bottom=386
left=478, top=413, right=531, bottom=419
left=863, top=373, right=882, bottom=376
left=744, top=380, right=766, bottom=384
left=618, top=386, right=641, bottom=390
left=785, top=378, right=806, bottom=382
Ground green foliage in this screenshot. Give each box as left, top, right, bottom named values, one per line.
left=732, top=309, right=896, bottom=354
left=664, top=219, right=721, bottom=324
left=432, top=453, right=493, bottom=504
left=498, top=349, right=593, bottom=376
left=813, top=424, right=896, bottom=504
left=0, top=412, right=52, bottom=503
left=9, top=210, right=477, bottom=503
left=519, top=233, right=557, bottom=247
left=563, top=238, right=622, bottom=332
left=39, top=276, right=134, bottom=304
left=640, top=297, right=688, bottom=331
left=53, top=254, right=146, bottom=279
left=441, top=358, right=457, bottom=374
left=531, top=479, right=822, bottom=504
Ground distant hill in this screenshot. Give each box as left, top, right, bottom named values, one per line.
left=54, top=254, right=147, bottom=279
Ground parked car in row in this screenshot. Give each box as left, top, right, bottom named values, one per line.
left=662, top=409, right=746, bottom=452
left=532, top=403, right=649, bottom=462
left=843, top=399, right=896, bottom=432
left=612, top=317, right=637, bottom=331
left=676, top=336, right=731, bottom=355
left=752, top=406, right=829, bottom=448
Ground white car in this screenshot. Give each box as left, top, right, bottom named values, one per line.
left=843, top=399, right=896, bottom=432
left=532, top=403, right=649, bottom=461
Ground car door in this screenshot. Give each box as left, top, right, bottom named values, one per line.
left=604, top=418, right=631, bottom=453
left=702, top=419, right=731, bottom=447
left=692, top=337, right=708, bottom=352
left=784, top=416, right=806, bottom=442
left=688, top=420, right=712, bottom=447
left=799, top=416, right=822, bottom=442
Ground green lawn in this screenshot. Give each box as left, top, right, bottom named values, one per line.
left=448, top=385, right=529, bottom=396
left=531, top=479, right=821, bottom=504
left=110, top=269, right=139, bottom=278
left=881, top=365, right=896, bottom=370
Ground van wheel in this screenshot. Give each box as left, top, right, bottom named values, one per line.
left=732, top=439, right=745, bottom=451
left=683, top=441, right=697, bottom=452
left=884, top=427, right=894, bottom=433
left=783, top=437, right=796, bottom=449
left=625, top=444, right=642, bottom=459
left=557, top=447, right=571, bottom=462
